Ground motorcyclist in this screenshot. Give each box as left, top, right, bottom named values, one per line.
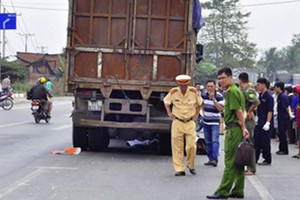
left=29, top=77, right=53, bottom=117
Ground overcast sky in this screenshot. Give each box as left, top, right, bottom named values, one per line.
left=1, top=0, right=300, bottom=58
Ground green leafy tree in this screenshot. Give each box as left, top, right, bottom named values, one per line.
left=257, top=34, right=300, bottom=79
left=0, top=59, right=28, bottom=81
left=199, top=0, right=257, bottom=68
left=286, top=34, right=300, bottom=73
left=194, top=62, right=218, bottom=84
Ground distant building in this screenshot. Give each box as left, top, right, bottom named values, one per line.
left=16, top=52, right=65, bottom=82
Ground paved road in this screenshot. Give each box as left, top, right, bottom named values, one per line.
left=0, top=97, right=299, bottom=200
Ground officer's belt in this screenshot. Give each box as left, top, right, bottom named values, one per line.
left=225, top=122, right=240, bottom=129
left=175, top=116, right=193, bottom=123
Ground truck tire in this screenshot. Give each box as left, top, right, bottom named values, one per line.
left=73, top=126, right=88, bottom=151
left=88, top=127, right=110, bottom=151
left=158, top=132, right=172, bottom=155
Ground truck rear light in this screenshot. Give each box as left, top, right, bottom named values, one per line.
left=77, top=90, right=93, bottom=97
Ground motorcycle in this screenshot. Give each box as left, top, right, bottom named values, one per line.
left=0, top=90, right=14, bottom=110
left=31, top=99, right=51, bottom=123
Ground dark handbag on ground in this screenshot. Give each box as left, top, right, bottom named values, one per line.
left=235, top=138, right=254, bottom=166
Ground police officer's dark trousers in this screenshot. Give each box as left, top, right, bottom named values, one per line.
left=254, top=125, right=272, bottom=163
left=278, top=118, right=289, bottom=154
left=245, top=119, right=256, bottom=173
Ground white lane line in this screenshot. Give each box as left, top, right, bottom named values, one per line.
left=0, top=121, right=30, bottom=128
left=36, top=166, right=78, bottom=170
left=52, top=124, right=72, bottom=131
left=0, top=169, right=43, bottom=199
left=0, top=167, right=78, bottom=198
left=248, top=176, right=274, bottom=200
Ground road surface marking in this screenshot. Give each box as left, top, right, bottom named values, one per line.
left=0, top=121, right=29, bottom=128
left=248, top=176, right=274, bottom=200
left=52, top=124, right=72, bottom=131
left=36, top=166, right=78, bottom=170
left=0, top=169, right=43, bottom=199
left=0, top=167, right=78, bottom=198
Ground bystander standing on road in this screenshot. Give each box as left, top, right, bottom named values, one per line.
left=207, top=67, right=249, bottom=199
left=202, top=79, right=224, bottom=167
left=163, top=75, right=203, bottom=176
left=292, top=85, right=300, bottom=159
left=274, top=82, right=291, bottom=155
left=238, top=72, right=260, bottom=176
left=286, top=86, right=296, bottom=144
left=254, top=78, right=273, bottom=166
left=269, top=86, right=279, bottom=140
left=195, top=82, right=204, bottom=96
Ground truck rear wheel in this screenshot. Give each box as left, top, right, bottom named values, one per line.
left=73, top=126, right=88, bottom=150
left=158, top=132, right=172, bottom=155
left=88, top=127, right=110, bottom=151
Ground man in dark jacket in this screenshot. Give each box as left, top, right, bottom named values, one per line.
left=30, top=77, right=53, bottom=117
left=274, top=82, right=291, bottom=155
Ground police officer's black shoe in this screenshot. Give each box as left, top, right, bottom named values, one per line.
left=276, top=151, right=288, bottom=155
left=206, top=193, right=228, bottom=199
left=210, top=160, right=218, bottom=167
left=258, top=161, right=271, bottom=166
left=204, top=161, right=213, bottom=166
left=187, top=166, right=196, bottom=175
left=175, top=171, right=185, bottom=176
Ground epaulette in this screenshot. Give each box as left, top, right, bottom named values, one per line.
left=170, top=88, right=179, bottom=95
left=189, top=87, right=197, bottom=93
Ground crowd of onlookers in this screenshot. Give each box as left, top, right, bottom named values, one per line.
left=197, top=73, right=300, bottom=172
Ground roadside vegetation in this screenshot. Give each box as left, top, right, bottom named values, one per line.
left=196, top=0, right=300, bottom=84
left=0, top=59, right=66, bottom=96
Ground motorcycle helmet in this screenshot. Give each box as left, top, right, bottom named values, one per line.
left=40, top=77, right=46, bottom=84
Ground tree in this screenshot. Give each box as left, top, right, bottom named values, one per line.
left=257, top=34, right=300, bottom=79
left=194, top=62, right=218, bottom=84
left=0, top=59, right=28, bottom=82
left=285, top=34, right=300, bottom=73
left=199, top=0, right=257, bottom=68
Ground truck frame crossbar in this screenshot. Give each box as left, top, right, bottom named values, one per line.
left=80, top=119, right=170, bottom=131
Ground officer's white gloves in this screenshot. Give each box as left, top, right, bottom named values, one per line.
left=262, top=121, right=270, bottom=131
left=289, top=112, right=295, bottom=119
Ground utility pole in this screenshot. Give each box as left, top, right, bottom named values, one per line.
left=2, top=7, right=6, bottom=58
left=19, top=33, right=34, bottom=52
left=0, top=0, right=2, bottom=80
left=37, top=46, right=48, bottom=54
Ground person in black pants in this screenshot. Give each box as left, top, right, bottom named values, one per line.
left=254, top=78, right=274, bottom=165
left=274, top=82, right=291, bottom=155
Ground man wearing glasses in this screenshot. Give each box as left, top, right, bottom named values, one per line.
left=207, top=67, right=249, bottom=199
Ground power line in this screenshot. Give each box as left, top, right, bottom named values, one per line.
left=13, top=2, right=66, bottom=6
left=242, top=0, right=300, bottom=7
left=10, top=1, right=39, bottom=52
left=4, top=5, right=67, bottom=11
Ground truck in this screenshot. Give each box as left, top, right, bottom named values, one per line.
left=65, top=0, right=198, bottom=154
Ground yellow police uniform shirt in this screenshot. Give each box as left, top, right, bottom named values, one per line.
left=164, top=86, right=203, bottom=120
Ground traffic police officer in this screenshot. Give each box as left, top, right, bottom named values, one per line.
left=163, top=74, right=203, bottom=176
